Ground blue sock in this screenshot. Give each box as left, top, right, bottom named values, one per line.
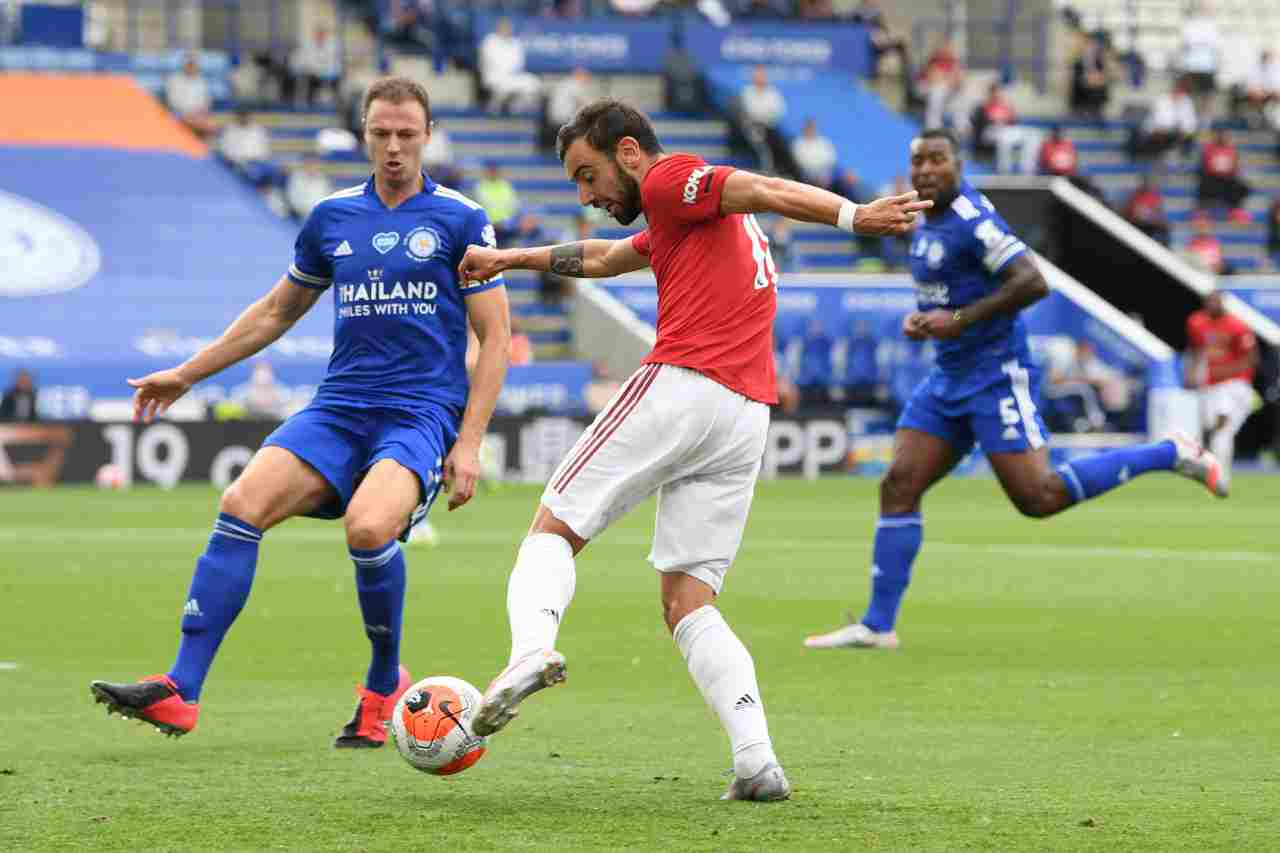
left=168, top=513, right=262, bottom=701
left=351, top=541, right=406, bottom=696
left=1055, top=439, right=1177, bottom=504
left=859, top=513, right=923, bottom=633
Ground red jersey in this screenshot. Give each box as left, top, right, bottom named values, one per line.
left=1188, top=234, right=1223, bottom=273
left=1039, top=139, right=1077, bottom=176
left=1201, top=142, right=1238, bottom=178
left=630, top=154, right=778, bottom=404
left=1125, top=188, right=1164, bottom=223
left=1187, top=309, right=1256, bottom=384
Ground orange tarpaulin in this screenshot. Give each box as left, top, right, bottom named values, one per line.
left=0, top=74, right=207, bottom=157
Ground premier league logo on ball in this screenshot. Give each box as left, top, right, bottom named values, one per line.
left=405, top=226, right=441, bottom=262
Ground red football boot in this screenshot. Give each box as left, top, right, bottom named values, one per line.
left=333, top=665, right=411, bottom=748
left=90, top=674, right=199, bottom=737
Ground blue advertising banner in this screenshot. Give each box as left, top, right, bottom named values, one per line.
left=472, top=14, right=672, bottom=73
left=684, top=21, right=872, bottom=76
left=6, top=360, right=594, bottom=421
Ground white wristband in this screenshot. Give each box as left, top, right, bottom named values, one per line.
left=837, top=200, right=859, bottom=233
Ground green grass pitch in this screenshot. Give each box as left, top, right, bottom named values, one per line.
left=2, top=475, right=1278, bottom=852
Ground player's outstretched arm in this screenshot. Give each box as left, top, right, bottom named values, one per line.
left=459, top=238, right=649, bottom=283
left=445, top=286, right=512, bottom=511
left=127, top=275, right=321, bottom=422
left=916, top=254, right=1050, bottom=340
left=718, top=170, right=931, bottom=236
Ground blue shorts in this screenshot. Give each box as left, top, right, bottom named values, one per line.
left=898, top=359, right=1050, bottom=456
left=262, top=401, right=456, bottom=538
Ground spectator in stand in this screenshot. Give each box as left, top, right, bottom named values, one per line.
left=1038, top=125, right=1104, bottom=200
left=970, top=83, right=1044, bottom=175
left=383, top=0, right=437, bottom=55
left=851, top=0, right=908, bottom=80
left=242, top=361, right=291, bottom=420
left=920, top=37, right=965, bottom=133
left=791, top=118, right=838, bottom=189
left=1123, top=174, right=1172, bottom=246
left=765, top=217, right=796, bottom=273
left=663, top=33, right=706, bottom=114
left=478, top=17, right=542, bottom=114
left=218, top=109, right=280, bottom=191
left=542, top=67, right=595, bottom=152
left=1133, top=81, right=1197, bottom=161
left=1236, top=49, right=1280, bottom=126
left=285, top=159, right=332, bottom=220
left=422, top=123, right=460, bottom=187
left=165, top=55, right=216, bottom=140
left=1070, top=32, right=1111, bottom=119
left=1198, top=128, right=1252, bottom=222
left=737, top=65, right=798, bottom=177
left=1185, top=213, right=1226, bottom=275
left=0, top=369, right=37, bottom=422
left=1046, top=339, right=1132, bottom=432
left=1038, top=125, right=1078, bottom=177
left=287, top=26, right=342, bottom=107
left=1179, top=1, right=1221, bottom=123
left=474, top=161, right=520, bottom=243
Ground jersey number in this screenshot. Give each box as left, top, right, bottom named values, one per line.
left=742, top=214, right=778, bottom=290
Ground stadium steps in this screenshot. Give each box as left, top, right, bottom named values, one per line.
left=1021, top=114, right=1280, bottom=272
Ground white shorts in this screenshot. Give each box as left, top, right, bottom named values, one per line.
left=1200, top=379, right=1254, bottom=432
left=542, top=363, right=770, bottom=594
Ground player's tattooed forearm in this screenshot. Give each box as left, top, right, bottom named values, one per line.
left=550, top=243, right=585, bottom=276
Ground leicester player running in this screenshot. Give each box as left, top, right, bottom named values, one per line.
left=805, top=129, right=1227, bottom=651
left=456, top=99, right=928, bottom=801
left=90, top=77, right=511, bottom=746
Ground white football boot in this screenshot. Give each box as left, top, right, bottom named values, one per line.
left=1168, top=432, right=1229, bottom=498
left=472, top=649, right=567, bottom=736
left=722, top=762, right=792, bottom=802
left=803, top=621, right=899, bottom=650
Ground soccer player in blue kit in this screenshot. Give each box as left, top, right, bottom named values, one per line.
left=90, top=77, right=512, bottom=745
left=805, top=129, right=1227, bottom=650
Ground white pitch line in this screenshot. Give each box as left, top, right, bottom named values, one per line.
left=0, top=527, right=1274, bottom=563
left=0, top=662, right=19, bottom=671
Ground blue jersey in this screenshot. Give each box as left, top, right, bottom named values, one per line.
left=908, top=181, right=1030, bottom=376
left=288, top=174, right=503, bottom=413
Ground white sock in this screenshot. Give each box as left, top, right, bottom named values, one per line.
left=506, top=533, right=576, bottom=666
left=673, top=605, right=777, bottom=779
left=1208, top=426, right=1235, bottom=487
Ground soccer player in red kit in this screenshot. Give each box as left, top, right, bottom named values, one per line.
left=1186, top=291, right=1259, bottom=486
left=457, top=99, right=927, bottom=801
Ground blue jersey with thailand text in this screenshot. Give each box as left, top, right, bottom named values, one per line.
left=908, top=180, right=1031, bottom=376
left=287, top=175, right=503, bottom=412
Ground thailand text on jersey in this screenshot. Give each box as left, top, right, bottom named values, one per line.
left=288, top=175, right=503, bottom=412
left=630, top=153, right=779, bottom=405
left=908, top=180, right=1031, bottom=374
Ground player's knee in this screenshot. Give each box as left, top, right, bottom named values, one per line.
left=218, top=482, right=269, bottom=529
left=880, top=466, right=922, bottom=512
left=1010, top=488, right=1054, bottom=519
left=344, top=512, right=400, bottom=551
